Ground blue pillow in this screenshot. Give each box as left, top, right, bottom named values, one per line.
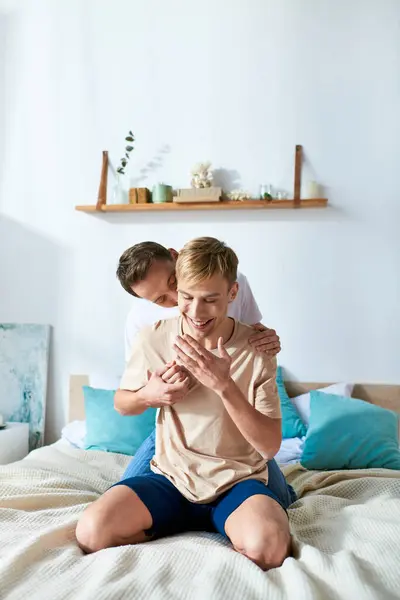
left=276, top=366, right=307, bottom=439
left=301, top=390, right=400, bottom=471
left=83, top=386, right=157, bottom=456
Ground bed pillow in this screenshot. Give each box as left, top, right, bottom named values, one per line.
left=301, top=390, right=400, bottom=471
left=276, top=366, right=307, bottom=438
left=83, top=386, right=156, bottom=455
left=61, top=420, right=86, bottom=449
left=87, top=374, right=122, bottom=390
left=291, top=382, right=354, bottom=428
left=274, top=436, right=304, bottom=466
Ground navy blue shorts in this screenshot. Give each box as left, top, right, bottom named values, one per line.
left=113, top=460, right=297, bottom=539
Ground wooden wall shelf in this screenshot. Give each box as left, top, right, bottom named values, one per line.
left=75, top=145, right=328, bottom=214
left=75, top=198, right=327, bottom=213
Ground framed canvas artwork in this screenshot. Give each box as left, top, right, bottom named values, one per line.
left=0, top=324, right=50, bottom=450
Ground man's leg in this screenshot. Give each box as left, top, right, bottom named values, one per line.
left=75, top=473, right=187, bottom=554
left=211, top=463, right=295, bottom=571
left=76, top=484, right=152, bottom=553
left=121, top=428, right=156, bottom=479
left=224, top=494, right=291, bottom=570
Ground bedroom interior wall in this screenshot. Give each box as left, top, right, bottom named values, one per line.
left=0, top=0, right=399, bottom=442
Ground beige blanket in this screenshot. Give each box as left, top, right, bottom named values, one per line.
left=1, top=442, right=400, bottom=600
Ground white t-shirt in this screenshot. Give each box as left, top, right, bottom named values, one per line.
left=124, top=271, right=262, bottom=362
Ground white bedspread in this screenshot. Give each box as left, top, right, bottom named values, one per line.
left=1, top=442, right=400, bottom=600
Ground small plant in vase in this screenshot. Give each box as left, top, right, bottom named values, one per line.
left=117, top=131, right=135, bottom=175
left=112, top=130, right=135, bottom=204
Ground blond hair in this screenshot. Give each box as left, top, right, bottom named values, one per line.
left=176, top=237, right=238, bottom=286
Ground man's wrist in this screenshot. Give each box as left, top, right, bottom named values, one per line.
left=136, top=386, right=151, bottom=409
left=216, top=377, right=237, bottom=399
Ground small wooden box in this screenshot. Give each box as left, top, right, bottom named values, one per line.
left=174, top=186, right=222, bottom=203
left=129, top=188, right=150, bottom=204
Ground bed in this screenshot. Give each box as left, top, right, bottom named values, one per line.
left=0, top=377, right=400, bottom=600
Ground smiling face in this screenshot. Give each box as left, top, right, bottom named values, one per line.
left=178, top=273, right=238, bottom=340
left=175, top=237, right=239, bottom=341
left=130, top=259, right=178, bottom=307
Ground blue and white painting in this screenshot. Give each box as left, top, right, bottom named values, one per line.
left=0, top=324, right=50, bottom=450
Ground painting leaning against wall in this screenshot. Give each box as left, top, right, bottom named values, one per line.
left=0, top=324, right=50, bottom=450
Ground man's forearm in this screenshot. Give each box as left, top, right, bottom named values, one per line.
left=219, top=379, right=281, bottom=459
left=114, top=388, right=147, bottom=416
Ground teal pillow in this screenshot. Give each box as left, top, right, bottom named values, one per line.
left=83, top=386, right=157, bottom=455
left=301, top=390, right=400, bottom=471
left=276, top=366, right=307, bottom=438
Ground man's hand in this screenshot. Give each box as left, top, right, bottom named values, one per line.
left=142, top=368, right=190, bottom=408
left=157, top=361, right=191, bottom=385
left=248, top=323, right=281, bottom=355
left=173, top=334, right=232, bottom=394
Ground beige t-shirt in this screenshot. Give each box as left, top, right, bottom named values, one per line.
left=120, top=317, right=281, bottom=503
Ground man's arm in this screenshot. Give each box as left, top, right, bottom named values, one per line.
left=219, top=379, right=282, bottom=459
left=115, top=362, right=190, bottom=416
left=237, top=274, right=281, bottom=356
left=115, top=388, right=147, bottom=416
left=173, top=335, right=282, bottom=458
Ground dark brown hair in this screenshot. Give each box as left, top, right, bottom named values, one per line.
left=116, top=241, right=173, bottom=297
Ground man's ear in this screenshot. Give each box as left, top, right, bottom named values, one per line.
left=168, top=248, right=179, bottom=261
left=229, top=282, right=239, bottom=303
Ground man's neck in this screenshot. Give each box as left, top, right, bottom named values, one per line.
left=182, top=317, right=234, bottom=351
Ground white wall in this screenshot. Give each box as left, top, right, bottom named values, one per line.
left=1, top=0, right=399, bottom=441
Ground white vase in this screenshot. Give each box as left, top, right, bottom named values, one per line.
left=111, top=174, right=128, bottom=205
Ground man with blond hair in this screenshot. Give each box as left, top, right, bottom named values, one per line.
left=76, top=237, right=295, bottom=570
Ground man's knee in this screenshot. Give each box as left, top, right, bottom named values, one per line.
left=234, top=521, right=291, bottom=571
left=75, top=509, right=111, bottom=554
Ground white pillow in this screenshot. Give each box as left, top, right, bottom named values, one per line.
left=88, top=374, right=122, bottom=390
left=291, top=382, right=354, bottom=427
left=61, top=420, right=86, bottom=449
left=275, top=437, right=304, bottom=466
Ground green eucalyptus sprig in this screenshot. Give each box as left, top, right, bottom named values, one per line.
left=117, top=130, right=135, bottom=175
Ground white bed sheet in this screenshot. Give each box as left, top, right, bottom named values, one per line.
left=1, top=442, right=400, bottom=600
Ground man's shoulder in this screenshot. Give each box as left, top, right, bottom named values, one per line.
left=126, top=298, right=162, bottom=325
left=126, top=301, right=179, bottom=329
left=232, top=321, right=276, bottom=372
left=230, top=320, right=253, bottom=353
left=136, top=316, right=180, bottom=343
left=235, top=271, right=253, bottom=303
left=234, top=319, right=254, bottom=336
left=236, top=270, right=248, bottom=291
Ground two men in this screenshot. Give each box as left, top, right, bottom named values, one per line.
left=76, top=237, right=295, bottom=570
left=117, top=240, right=282, bottom=477
left=119, top=241, right=282, bottom=363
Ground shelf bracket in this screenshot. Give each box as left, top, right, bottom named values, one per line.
left=96, top=150, right=108, bottom=210
left=293, top=144, right=302, bottom=208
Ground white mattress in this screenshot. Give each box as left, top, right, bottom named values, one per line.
left=1, top=441, right=400, bottom=600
